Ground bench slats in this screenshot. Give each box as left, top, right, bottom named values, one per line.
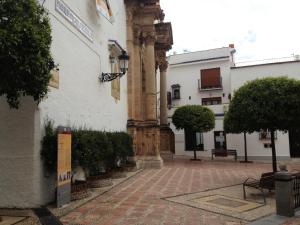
left=211, top=149, right=237, bottom=161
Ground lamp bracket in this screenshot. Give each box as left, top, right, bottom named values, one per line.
left=100, top=72, right=124, bottom=82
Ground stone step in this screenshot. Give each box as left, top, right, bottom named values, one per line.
left=160, top=151, right=174, bottom=160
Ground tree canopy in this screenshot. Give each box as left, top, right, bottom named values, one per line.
left=172, top=105, right=215, bottom=132
left=172, top=105, right=215, bottom=160
left=224, top=76, right=300, bottom=171
left=0, top=0, right=54, bottom=108
left=224, top=77, right=300, bottom=134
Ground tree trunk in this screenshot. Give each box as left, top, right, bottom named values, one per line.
left=193, top=149, right=197, bottom=160
left=244, top=132, right=248, bottom=162
left=270, top=130, right=277, bottom=172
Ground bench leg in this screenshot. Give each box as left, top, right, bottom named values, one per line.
left=243, top=185, right=246, bottom=199
left=261, top=188, right=266, bottom=205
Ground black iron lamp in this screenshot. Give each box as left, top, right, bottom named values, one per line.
left=99, top=51, right=130, bottom=82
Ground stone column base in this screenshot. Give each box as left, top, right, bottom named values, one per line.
left=160, top=126, right=175, bottom=160
left=128, top=122, right=163, bottom=169
left=135, top=156, right=163, bottom=169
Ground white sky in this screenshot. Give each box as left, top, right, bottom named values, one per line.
left=160, top=0, right=300, bottom=62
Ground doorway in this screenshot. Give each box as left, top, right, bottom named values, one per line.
left=214, top=131, right=227, bottom=150
left=289, top=130, right=300, bottom=157
left=184, top=129, right=204, bottom=151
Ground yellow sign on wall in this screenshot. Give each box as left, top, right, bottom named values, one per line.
left=96, top=0, right=114, bottom=22
left=57, top=132, right=71, bottom=187
left=49, top=69, right=59, bottom=89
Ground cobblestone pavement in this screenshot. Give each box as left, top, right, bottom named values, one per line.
left=60, top=159, right=300, bottom=225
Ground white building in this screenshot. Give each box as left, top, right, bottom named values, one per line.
left=0, top=0, right=128, bottom=208
left=167, top=46, right=300, bottom=160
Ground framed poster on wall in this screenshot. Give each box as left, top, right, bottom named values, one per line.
left=96, top=0, right=114, bottom=22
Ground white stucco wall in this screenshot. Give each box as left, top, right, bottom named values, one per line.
left=41, top=0, right=128, bottom=131
left=0, top=0, right=128, bottom=208
left=227, top=132, right=290, bottom=159
left=0, top=97, right=56, bottom=208
left=231, top=61, right=300, bottom=93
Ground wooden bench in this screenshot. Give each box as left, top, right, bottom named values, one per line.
left=211, top=149, right=237, bottom=161
left=243, top=172, right=275, bottom=204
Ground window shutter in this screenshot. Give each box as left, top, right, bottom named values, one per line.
left=201, top=68, right=221, bottom=89
left=167, top=91, right=172, bottom=106
left=202, top=97, right=222, bottom=105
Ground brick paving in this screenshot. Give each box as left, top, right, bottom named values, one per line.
left=60, top=159, right=300, bottom=225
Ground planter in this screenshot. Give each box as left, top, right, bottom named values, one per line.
left=71, top=181, right=91, bottom=201
left=112, top=167, right=127, bottom=179
left=123, top=162, right=137, bottom=172
left=87, top=173, right=113, bottom=188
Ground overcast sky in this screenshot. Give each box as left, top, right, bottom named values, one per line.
left=160, top=0, right=300, bottom=62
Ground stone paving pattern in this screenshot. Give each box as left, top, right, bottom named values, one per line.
left=164, top=185, right=275, bottom=221
left=60, top=159, right=298, bottom=225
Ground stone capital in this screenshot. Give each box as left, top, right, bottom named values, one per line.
left=159, top=60, right=168, bottom=72
left=142, top=31, right=156, bottom=45
left=133, top=25, right=142, bottom=45
left=156, top=50, right=166, bottom=62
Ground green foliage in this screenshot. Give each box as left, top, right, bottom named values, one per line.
left=172, top=105, right=215, bottom=132
left=224, top=76, right=300, bottom=172
left=107, top=132, right=134, bottom=168
left=224, top=77, right=300, bottom=133
left=72, top=130, right=112, bottom=176
left=41, top=120, right=57, bottom=172
left=41, top=123, right=134, bottom=176
left=0, top=0, right=54, bottom=108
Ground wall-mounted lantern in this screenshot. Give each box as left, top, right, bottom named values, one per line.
left=99, top=50, right=130, bottom=82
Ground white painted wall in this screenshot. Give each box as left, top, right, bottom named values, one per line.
left=41, top=0, right=128, bottom=131
left=0, top=97, right=56, bottom=208
left=231, top=61, right=300, bottom=92
left=0, top=0, right=128, bottom=207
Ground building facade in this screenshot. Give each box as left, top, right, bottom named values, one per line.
left=0, top=0, right=172, bottom=208
left=167, top=46, right=300, bottom=160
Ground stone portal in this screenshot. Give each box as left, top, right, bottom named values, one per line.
left=125, top=0, right=173, bottom=168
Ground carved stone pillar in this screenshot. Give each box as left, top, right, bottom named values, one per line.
left=132, top=26, right=143, bottom=121
left=143, top=31, right=157, bottom=122
left=154, top=22, right=175, bottom=159
left=158, top=59, right=175, bottom=159
left=126, top=9, right=135, bottom=121
left=159, top=60, right=168, bottom=126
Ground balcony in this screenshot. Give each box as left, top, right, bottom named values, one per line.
left=202, top=104, right=224, bottom=114
left=198, top=79, right=223, bottom=92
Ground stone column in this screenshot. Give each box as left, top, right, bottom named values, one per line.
left=159, top=60, right=168, bottom=126
left=126, top=9, right=134, bottom=121
left=143, top=32, right=157, bottom=122
left=133, top=26, right=142, bottom=121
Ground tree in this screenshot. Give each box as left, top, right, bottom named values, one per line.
left=172, top=105, right=215, bottom=160
left=224, top=112, right=251, bottom=163
left=0, top=0, right=54, bottom=108
left=224, top=77, right=300, bottom=172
